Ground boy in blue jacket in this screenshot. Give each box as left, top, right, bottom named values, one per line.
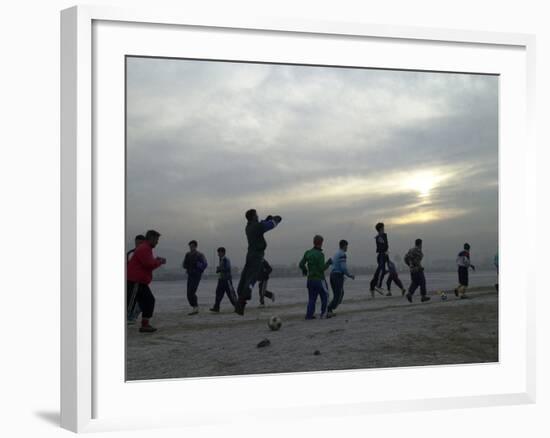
left=327, top=239, right=355, bottom=317
left=210, top=247, right=237, bottom=312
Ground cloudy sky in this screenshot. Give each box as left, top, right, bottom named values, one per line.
left=126, top=56, right=498, bottom=268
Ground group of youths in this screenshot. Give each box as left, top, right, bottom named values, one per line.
left=126, top=210, right=481, bottom=333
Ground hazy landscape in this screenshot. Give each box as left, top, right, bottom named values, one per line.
left=125, top=58, right=499, bottom=381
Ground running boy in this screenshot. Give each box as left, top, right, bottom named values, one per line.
left=455, top=243, right=475, bottom=299
left=369, top=222, right=389, bottom=298
left=384, top=255, right=407, bottom=297
left=182, top=240, right=208, bottom=315
left=404, top=238, right=430, bottom=303
left=210, top=247, right=237, bottom=312
left=327, top=239, right=355, bottom=318
left=126, top=230, right=166, bottom=333
left=299, top=235, right=332, bottom=320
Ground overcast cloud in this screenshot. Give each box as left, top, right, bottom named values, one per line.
left=126, top=57, right=498, bottom=268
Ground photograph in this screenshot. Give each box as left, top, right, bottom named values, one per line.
left=124, top=56, right=499, bottom=381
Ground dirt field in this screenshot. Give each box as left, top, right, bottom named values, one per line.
left=126, top=276, right=498, bottom=381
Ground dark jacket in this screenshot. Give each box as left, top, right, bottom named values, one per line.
left=456, top=250, right=471, bottom=268
left=183, top=251, right=208, bottom=276
left=375, top=233, right=389, bottom=253
left=404, top=246, right=423, bottom=273
left=246, top=218, right=278, bottom=254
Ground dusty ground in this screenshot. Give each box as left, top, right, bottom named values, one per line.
left=126, top=275, right=498, bottom=381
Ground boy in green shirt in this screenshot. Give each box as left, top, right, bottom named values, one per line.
left=299, top=235, right=332, bottom=319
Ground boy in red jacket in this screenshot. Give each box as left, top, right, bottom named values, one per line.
left=127, top=229, right=166, bottom=332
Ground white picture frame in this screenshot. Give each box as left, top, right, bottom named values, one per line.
left=60, top=4, right=536, bottom=433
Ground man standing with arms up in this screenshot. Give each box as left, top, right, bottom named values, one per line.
left=404, top=238, right=431, bottom=303
left=126, top=230, right=166, bottom=333
left=182, top=240, right=208, bottom=316
left=235, top=209, right=282, bottom=316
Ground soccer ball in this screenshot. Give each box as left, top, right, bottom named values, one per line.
left=440, top=291, right=448, bottom=301
left=268, top=315, right=282, bottom=331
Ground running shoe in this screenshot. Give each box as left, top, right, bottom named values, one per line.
left=139, top=325, right=157, bottom=333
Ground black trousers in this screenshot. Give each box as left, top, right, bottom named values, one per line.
left=213, top=278, right=237, bottom=309
left=458, top=266, right=469, bottom=286
left=187, top=273, right=202, bottom=307
left=236, top=252, right=264, bottom=303
left=408, top=270, right=427, bottom=296
left=370, top=253, right=387, bottom=290
left=328, top=272, right=345, bottom=312
left=258, top=279, right=274, bottom=304
left=127, top=281, right=155, bottom=319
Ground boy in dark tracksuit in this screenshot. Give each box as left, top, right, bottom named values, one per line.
left=404, top=238, right=431, bottom=303
left=299, top=235, right=333, bottom=320
left=257, top=259, right=275, bottom=307
left=235, top=209, right=282, bottom=315
left=182, top=240, right=208, bottom=315
left=455, top=243, right=475, bottom=299
left=369, top=222, right=389, bottom=298
left=210, top=247, right=237, bottom=312
left=327, top=239, right=355, bottom=317
left=384, top=255, right=406, bottom=296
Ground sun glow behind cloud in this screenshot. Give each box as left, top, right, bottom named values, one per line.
left=223, top=166, right=462, bottom=226
left=389, top=208, right=467, bottom=226
left=401, top=170, right=450, bottom=199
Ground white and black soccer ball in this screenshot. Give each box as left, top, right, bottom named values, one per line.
left=268, top=315, right=282, bottom=331
left=440, top=291, right=448, bottom=301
